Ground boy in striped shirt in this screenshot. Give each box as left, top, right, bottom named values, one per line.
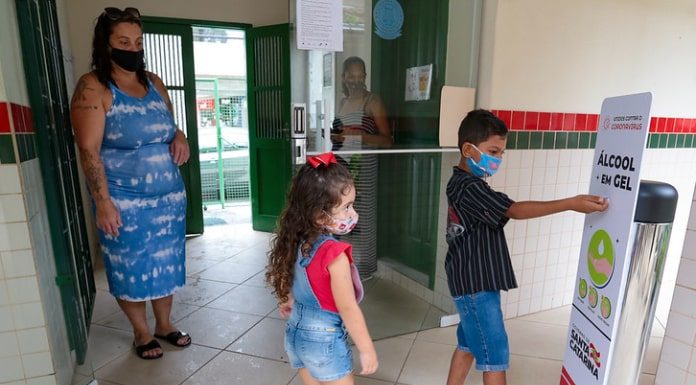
left=445, top=109, right=608, bottom=385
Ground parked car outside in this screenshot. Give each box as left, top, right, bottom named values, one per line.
left=198, top=125, right=250, bottom=203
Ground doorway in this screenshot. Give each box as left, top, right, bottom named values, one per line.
left=192, top=27, right=253, bottom=228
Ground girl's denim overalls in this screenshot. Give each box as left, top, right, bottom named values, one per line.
left=284, top=234, right=363, bottom=381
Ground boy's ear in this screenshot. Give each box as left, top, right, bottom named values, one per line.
left=460, top=142, right=472, bottom=158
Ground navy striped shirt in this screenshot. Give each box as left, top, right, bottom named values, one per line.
left=445, top=167, right=517, bottom=296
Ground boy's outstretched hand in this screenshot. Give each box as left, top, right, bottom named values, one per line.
left=571, top=195, right=609, bottom=213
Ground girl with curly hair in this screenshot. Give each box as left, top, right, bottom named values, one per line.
left=266, top=152, right=378, bottom=384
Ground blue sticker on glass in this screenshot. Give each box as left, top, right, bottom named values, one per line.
left=373, top=0, right=403, bottom=40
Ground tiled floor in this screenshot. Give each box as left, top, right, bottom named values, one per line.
left=75, top=206, right=662, bottom=385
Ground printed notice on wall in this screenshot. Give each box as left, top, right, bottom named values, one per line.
left=296, top=0, right=343, bottom=51
left=560, top=92, right=652, bottom=385
left=404, top=64, right=433, bottom=101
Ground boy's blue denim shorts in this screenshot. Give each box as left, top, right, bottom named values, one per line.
left=285, top=322, right=353, bottom=381
left=453, top=290, right=510, bottom=372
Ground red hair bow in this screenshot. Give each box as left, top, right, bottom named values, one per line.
left=308, top=152, right=337, bottom=168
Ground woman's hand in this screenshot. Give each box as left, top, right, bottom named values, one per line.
left=95, top=200, right=122, bottom=237
left=170, top=130, right=190, bottom=166
left=331, top=127, right=364, bottom=143
left=342, top=127, right=365, bottom=137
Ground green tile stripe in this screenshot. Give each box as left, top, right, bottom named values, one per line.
left=0, top=134, right=16, bottom=164
left=16, top=133, right=37, bottom=162
left=507, top=131, right=696, bottom=150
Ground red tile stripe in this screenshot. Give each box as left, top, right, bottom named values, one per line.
left=10, top=103, right=35, bottom=134
left=0, top=102, right=10, bottom=134
left=491, top=109, right=696, bottom=133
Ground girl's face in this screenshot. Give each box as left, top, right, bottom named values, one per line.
left=327, top=184, right=356, bottom=221
left=109, top=22, right=143, bottom=52
left=322, top=184, right=358, bottom=235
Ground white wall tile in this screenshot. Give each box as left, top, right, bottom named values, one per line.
left=661, top=337, right=694, bottom=370
left=530, top=297, right=541, bottom=313
left=0, top=195, right=26, bottom=223
left=524, top=236, right=538, bottom=254
left=559, top=166, right=571, bottom=184
left=0, top=224, right=8, bottom=251
left=505, top=301, right=518, bottom=318
left=506, top=169, right=520, bottom=187
left=683, top=230, right=696, bottom=262
left=532, top=150, right=546, bottom=168
left=11, top=303, right=44, bottom=329
left=0, top=356, right=25, bottom=383
left=0, top=281, right=8, bottom=306
left=689, top=204, right=696, bottom=231
left=21, top=351, right=53, bottom=377
left=511, top=237, right=525, bottom=255
left=542, top=295, right=553, bottom=309
left=549, top=233, right=562, bottom=249
left=6, top=277, right=40, bottom=304
left=0, top=222, right=31, bottom=252
left=16, top=327, right=48, bottom=355
left=671, top=287, right=696, bottom=318
left=558, top=151, right=572, bottom=167
left=677, top=259, right=696, bottom=289
left=518, top=299, right=530, bottom=314
left=0, top=330, right=19, bottom=358
left=1, top=250, right=35, bottom=278
left=0, top=166, right=22, bottom=195
left=544, top=167, right=558, bottom=184
left=520, top=284, right=532, bottom=300
left=522, top=254, right=534, bottom=270
left=0, top=305, right=13, bottom=332
left=656, top=362, right=687, bottom=385
left=507, top=288, right=520, bottom=303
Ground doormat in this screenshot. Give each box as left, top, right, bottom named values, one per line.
left=203, top=217, right=227, bottom=226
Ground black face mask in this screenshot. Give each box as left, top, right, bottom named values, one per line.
left=110, top=48, right=144, bottom=72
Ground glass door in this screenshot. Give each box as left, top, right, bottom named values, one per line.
left=289, top=0, right=460, bottom=339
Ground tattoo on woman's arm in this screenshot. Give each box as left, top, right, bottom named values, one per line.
left=80, top=150, right=108, bottom=202
left=71, top=79, right=99, bottom=110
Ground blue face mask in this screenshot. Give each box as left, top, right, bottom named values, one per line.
left=465, top=144, right=502, bottom=177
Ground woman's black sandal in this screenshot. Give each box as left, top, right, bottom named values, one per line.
left=133, top=339, right=163, bottom=359
left=154, top=330, right=191, bottom=347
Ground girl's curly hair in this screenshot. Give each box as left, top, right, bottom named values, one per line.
left=266, top=161, right=354, bottom=304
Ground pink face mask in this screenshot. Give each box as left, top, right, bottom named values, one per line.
left=324, top=212, right=359, bottom=235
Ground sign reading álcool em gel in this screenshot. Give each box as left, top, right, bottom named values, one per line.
left=560, top=93, right=652, bottom=385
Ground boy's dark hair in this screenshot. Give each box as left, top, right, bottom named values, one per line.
left=457, top=109, right=508, bottom=149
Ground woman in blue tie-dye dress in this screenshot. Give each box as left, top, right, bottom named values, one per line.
left=71, top=7, right=190, bottom=359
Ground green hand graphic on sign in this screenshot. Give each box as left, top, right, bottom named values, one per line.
left=587, top=229, right=615, bottom=288
left=601, top=296, right=612, bottom=319
left=589, top=287, right=598, bottom=308
left=579, top=279, right=588, bottom=298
